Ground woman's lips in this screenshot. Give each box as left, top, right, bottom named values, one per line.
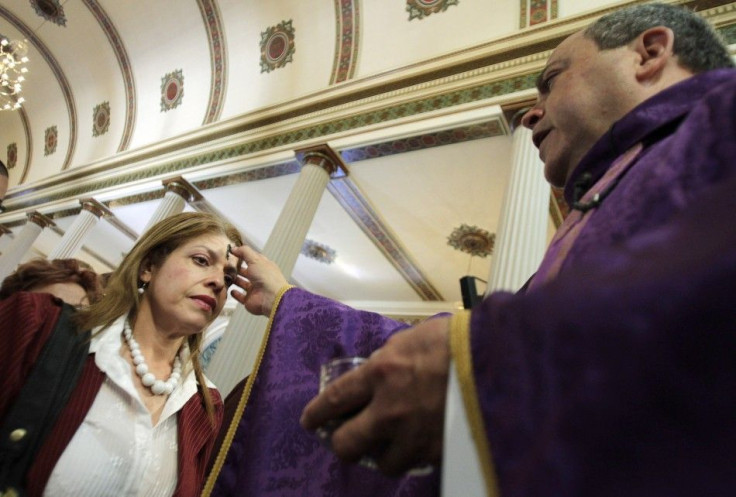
left=191, top=295, right=216, bottom=312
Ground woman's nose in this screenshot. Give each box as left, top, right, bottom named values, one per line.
left=205, top=271, right=226, bottom=291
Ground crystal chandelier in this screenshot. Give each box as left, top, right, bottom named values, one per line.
left=0, top=35, right=29, bottom=111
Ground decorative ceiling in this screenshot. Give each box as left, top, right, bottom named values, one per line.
left=0, top=0, right=734, bottom=320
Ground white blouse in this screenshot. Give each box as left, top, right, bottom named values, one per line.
left=44, top=316, right=209, bottom=497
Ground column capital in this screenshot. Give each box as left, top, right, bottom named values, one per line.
left=162, top=176, right=203, bottom=202
left=27, top=211, right=56, bottom=229
left=295, top=144, right=349, bottom=179
left=80, top=198, right=113, bottom=219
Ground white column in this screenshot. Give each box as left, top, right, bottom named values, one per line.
left=206, top=145, right=347, bottom=396
left=486, top=123, right=550, bottom=293
left=142, top=178, right=200, bottom=234
left=48, top=199, right=111, bottom=260
left=0, top=212, right=55, bottom=282
left=442, top=121, right=551, bottom=497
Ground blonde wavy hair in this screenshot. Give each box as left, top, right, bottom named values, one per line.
left=75, top=212, right=243, bottom=421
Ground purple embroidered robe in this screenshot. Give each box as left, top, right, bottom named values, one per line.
left=210, top=289, right=440, bottom=496
left=468, top=69, right=736, bottom=496
left=211, top=69, right=736, bottom=497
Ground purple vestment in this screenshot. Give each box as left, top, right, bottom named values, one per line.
left=468, top=69, right=736, bottom=496
left=210, top=290, right=440, bottom=496
left=211, top=69, right=736, bottom=497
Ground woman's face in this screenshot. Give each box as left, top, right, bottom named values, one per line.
left=140, top=232, right=238, bottom=335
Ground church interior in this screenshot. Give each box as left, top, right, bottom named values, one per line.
left=0, top=0, right=734, bottom=378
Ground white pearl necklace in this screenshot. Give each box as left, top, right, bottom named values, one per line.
left=123, top=320, right=184, bottom=396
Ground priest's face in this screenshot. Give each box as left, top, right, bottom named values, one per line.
left=521, top=31, right=641, bottom=188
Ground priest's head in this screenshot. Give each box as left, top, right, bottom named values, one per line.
left=521, top=3, right=734, bottom=189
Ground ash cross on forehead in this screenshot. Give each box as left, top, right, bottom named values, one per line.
left=226, top=244, right=232, bottom=261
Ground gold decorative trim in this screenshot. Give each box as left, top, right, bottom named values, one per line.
left=449, top=310, right=500, bottom=497
left=27, top=210, right=56, bottom=229
left=80, top=198, right=113, bottom=218
left=295, top=144, right=349, bottom=178
left=163, top=176, right=203, bottom=202
left=202, top=284, right=296, bottom=496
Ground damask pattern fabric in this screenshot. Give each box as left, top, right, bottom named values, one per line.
left=212, top=288, right=440, bottom=496
left=464, top=69, right=736, bottom=497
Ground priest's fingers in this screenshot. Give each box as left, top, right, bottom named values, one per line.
left=300, top=366, right=372, bottom=432
left=229, top=244, right=259, bottom=265
left=373, top=410, right=442, bottom=476
left=229, top=279, right=250, bottom=305
left=229, top=245, right=288, bottom=314
left=328, top=403, right=388, bottom=464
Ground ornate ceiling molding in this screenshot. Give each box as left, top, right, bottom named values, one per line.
left=1, top=0, right=734, bottom=214
left=330, top=0, right=360, bottom=84
left=16, top=107, right=32, bottom=184
left=197, top=0, right=227, bottom=124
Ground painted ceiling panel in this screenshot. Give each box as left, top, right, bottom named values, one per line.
left=1, top=0, right=728, bottom=319
left=100, top=0, right=214, bottom=149
left=359, top=0, right=516, bottom=78
left=293, top=186, right=423, bottom=303
left=348, top=136, right=512, bottom=302
left=0, top=110, right=26, bottom=183
left=218, top=0, right=336, bottom=120
left=33, top=1, right=123, bottom=166
left=0, top=14, right=69, bottom=183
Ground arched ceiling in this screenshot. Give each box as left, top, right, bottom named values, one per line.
left=0, top=0, right=733, bottom=316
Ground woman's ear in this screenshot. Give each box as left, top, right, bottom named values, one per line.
left=632, top=26, right=675, bottom=82
left=139, top=258, right=153, bottom=284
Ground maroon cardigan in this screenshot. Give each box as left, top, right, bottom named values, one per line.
left=0, top=292, right=223, bottom=497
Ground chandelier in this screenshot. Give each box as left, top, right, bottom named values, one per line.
left=0, top=35, right=29, bottom=111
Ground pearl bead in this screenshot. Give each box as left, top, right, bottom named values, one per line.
left=123, top=319, right=185, bottom=397
left=151, top=380, right=166, bottom=395
left=141, top=373, right=156, bottom=387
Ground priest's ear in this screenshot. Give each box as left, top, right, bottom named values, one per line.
left=632, top=26, right=676, bottom=82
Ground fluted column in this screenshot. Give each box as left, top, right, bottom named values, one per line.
left=207, top=145, right=348, bottom=396
left=48, top=199, right=112, bottom=260
left=486, top=117, right=550, bottom=293
left=443, top=117, right=551, bottom=497
left=0, top=212, right=55, bottom=282
left=142, top=177, right=202, bottom=234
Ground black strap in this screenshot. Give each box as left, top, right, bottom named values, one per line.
left=0, top=303, right=91, bottom=495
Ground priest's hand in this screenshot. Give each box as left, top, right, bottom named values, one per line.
left=300, top=316, right=451, bottom=476
left=229, top=245, right=289, bottom=316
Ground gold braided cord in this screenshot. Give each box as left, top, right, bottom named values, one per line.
left=201, top=285, right=296, bottom=496
left=449, top=310, right=500, bottom=497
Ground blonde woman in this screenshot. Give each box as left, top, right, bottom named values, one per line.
left=0, top=212, right=243, bottom=497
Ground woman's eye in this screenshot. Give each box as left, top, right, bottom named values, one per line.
left=224, top=274, right=235, bottom=286
left=193, top=255, right=209, bottom=266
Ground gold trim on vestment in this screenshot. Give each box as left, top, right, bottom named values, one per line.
left=449, top=310, right=500, bottom=497
left=202, top=285, right=296, bottom=496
